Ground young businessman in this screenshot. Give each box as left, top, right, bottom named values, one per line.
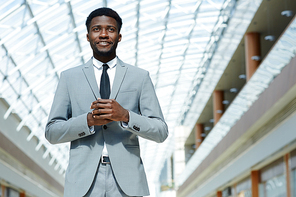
left=45, top=7, right=168, bottom=197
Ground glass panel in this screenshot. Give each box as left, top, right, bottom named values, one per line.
left=222, top=187, right=232, bottom=197
left=261, top=158, right=284, bottom=182
left=292, top=169, right=296, bottom=197
left=237, top=189, right=252, bottom=197
left=259, top=174, right=286, bottom=197
left=291, top=149, right=296, bottom=169
left=237, top=177, right=251, bottom=194
left=7, top=188, right=19, bottom=197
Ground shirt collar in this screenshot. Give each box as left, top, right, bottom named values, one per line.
left=93, top=56, right=117, bottom=69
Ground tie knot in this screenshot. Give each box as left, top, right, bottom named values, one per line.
left=102, top=64, right=109, bottom=71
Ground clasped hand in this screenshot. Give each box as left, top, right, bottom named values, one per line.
left=87, top=99, right=129, bottom=127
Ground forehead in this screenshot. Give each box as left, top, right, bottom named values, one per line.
left=90, top=15, right=118, bottom=28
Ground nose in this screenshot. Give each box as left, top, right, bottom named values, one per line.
left=99, top=28, right=108, bottom=38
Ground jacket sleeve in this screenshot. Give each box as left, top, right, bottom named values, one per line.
left=45, top=71, right=93, bottom=144
left=124, top=72, right=168, bottom=143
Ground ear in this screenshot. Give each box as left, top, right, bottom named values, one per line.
left=86, top=33, right=90, bottom=42
left=118, top=34, right=122, bottom=42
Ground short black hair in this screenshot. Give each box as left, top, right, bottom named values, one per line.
left=85, top=7, right=122, bottom=33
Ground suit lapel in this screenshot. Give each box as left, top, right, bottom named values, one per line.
left=82, top=58, right=100, bottom=100
left=110, top=58, right=128, bottom=99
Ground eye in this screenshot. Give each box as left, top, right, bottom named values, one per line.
left=108, top=28, right=115, bottom=32
left=93, top=27, right=100, bottom=31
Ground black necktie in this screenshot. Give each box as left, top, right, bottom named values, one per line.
left=100, top=64, right=110, bottom=99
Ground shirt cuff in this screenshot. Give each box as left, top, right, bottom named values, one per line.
left=89, top=126, right=95, bottom=134
left=122, top=122, right=128, bottom=128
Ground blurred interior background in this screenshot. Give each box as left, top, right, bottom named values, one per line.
left=0, top=0, right=296, bottom=196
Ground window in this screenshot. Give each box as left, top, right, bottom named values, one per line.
left=259, top=158, right=286, bottom=197
left=6, top=188, right=19, bottom=197
left=292, top=169, right=296, bottom=197
left=222, top=187, right=233, bottom=197
left=259, top=174, right=286, bottom=197
left=236, top=177, right=251, bottom=197
left=291, top=149, right=296, bottom=197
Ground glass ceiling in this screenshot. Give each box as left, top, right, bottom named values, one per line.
left=0, top=0, right=235, bottom=186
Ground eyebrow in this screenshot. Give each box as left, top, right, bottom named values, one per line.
left=91, top=25, right=117, bottom=29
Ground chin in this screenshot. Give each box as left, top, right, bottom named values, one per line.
left=94, top=47, right=114, bottom=57
left=98, top=51, right=113, bottom=57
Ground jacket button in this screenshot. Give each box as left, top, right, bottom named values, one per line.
left=78, top=132, right=85, bottom=137
left=103, top=125, right=107, bottom=129
left=133, top=125, right=140, bottom=131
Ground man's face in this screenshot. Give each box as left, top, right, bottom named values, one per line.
left=87, top=15, right=122, bottom=61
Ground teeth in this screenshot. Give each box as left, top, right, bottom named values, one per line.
left=99, top=42, right=109, bottom=45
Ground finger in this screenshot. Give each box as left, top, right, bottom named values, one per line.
left=93, top=113, right=112, bottom=119
left=90, top=98, right=105, bottom=108
left=92, top=114, right=106, bottom=119
left=91, top=109, right=100, bottom=115
left=92, top=109, right=112, bottom=115
left=91, top=100, right=112, bottom=109
left=98, top=99, right=113, bottom=104
left=90, top=98, right=100, bottom=107
left=91, top=103, right=104, bottom=109
left=96, top=103, right=112, bottom=109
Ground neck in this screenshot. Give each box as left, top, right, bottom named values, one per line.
left=93, top=53, right=116, bottom=63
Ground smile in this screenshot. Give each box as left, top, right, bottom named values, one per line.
left=97, top=41, right=112, bottom=46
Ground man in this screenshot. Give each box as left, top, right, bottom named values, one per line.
left=45, top=7, right=168, bottom=197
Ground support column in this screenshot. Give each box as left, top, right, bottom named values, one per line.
left=213, top=90, right=224, bottom=125
left=233, top=183, right=237, bottom=197
left=285, top=154, right=291, bottom=197
left=217, top=190, right=222, bottom=197
left=1, top=185, right=5, bottom=197
left=251, top=170, right=260, bottom=197
left=245, top=32, right=261, bottom=81
left=195, top=123, right=204, bottom=150
left=20, top=191, right=26, bottom=197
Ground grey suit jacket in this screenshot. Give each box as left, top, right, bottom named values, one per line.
left=45, top=58, right=168, bottom=197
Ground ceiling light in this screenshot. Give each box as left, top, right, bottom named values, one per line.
left=216, top=110, right=223, bottom=114
left=281, top=10, right=293, bottom=17
left=251, top=56, right=261, bottom=61
left=239, top=74, right=246, bottom=79
left=204, top=127, right=211, bottom=131
left=230, top=88, right=238, bottom=93
left=264, top=35, right=275, bottom=41
left=222, top=100, right=229, bottom=104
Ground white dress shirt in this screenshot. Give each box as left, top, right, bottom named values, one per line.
left=93, top=56, right=117, bottom=157
left=93, top=57, right=117, bottom=93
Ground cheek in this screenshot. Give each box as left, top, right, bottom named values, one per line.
left=88, top=33, right=98, bottom=41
